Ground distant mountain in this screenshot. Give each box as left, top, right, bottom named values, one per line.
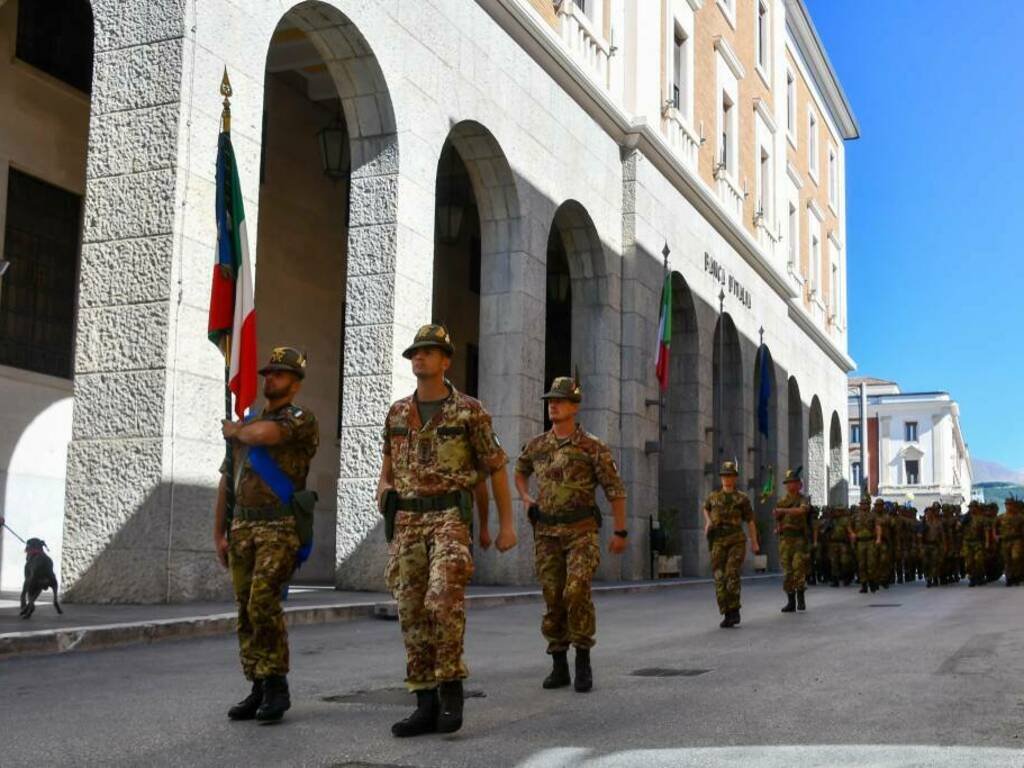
left=971, top=459, right=1024, bottom=485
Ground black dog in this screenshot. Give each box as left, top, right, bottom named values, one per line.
left=20, top=538, right=62, bottom=619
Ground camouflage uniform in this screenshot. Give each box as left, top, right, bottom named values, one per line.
left=941, top=506, right=961, bottom=583
left=704, top=482, right=755, bottom=615
left=920, top=505, right=947, bottom=586
left=872, top=501, right=892, bottom=586
left=996, top=499, right=1024, bottom=585
left=516, top=423, right=626, bottom=653
left=851, top=500, right=879, bottom=591
left=825, top=507, right=854, bottom=585
left=383, top=383, right=507, bottom=691
left=226, top=401, right=319, bottom=681
left=961, top=502, right=986, bottom=585
left=775, top=492, right=810, bottom=594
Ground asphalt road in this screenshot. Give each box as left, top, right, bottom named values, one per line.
left=2, top=577, right=1023, bottom=768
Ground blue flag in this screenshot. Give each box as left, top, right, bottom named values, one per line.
left=757, top=346, right=772, bottom=438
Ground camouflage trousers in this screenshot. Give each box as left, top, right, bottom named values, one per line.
left=827, top=541, right=853, bottom=582
left=229, top=519, right=299, bottom=680
left=385, top=509, right=473, bottom=692
left=779, top=537, right=809, bottom=593
left=875, top=543, right=892, bottom=584
left=921, top=543, right=943, bottom=581
left=533, top=526, right=600, bottom=652
left=710, top=535, right=746, bottom=614
left=854, top=540, right=877, bottom=585
left=962, top=541, right=986, bottom=581
left=1001, top=540, right=1023, bottom=583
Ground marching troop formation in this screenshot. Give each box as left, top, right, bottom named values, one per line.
left=213, top=323, right=1020, bottom=733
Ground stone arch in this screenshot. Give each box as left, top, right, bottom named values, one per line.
left=808, top=395, right=826, bottom=505
left=546, top=200, right=619, bottom=438
left=753, top=344, right=779, bottom=564
left=712, top=312, right=744, bottom=472
left=787, top=377, right=804, bottom=474
left=658, top=272, right=702, bottom=573
left=829, top=411, right=845, bottom=505
left=262, top=1, right=400, bottom=589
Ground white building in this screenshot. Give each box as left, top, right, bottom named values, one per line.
left=0, top=0, right=857, bottom=601
left=848, top=378, right=972, bottom=509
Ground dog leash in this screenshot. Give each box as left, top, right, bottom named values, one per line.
left=2, top=522, right=26, bottom=544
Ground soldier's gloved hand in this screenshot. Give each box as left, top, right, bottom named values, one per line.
left=478, top=524, right=492, bottom=550
left=609, top=534, right=627, bottom=555
left=495, top=526, right=517, bottom=552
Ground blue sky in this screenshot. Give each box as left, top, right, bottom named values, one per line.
left=806, top=0, right=1024, bottom=470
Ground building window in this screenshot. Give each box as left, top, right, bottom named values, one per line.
left=15, top=0, right=94, bottom=93
left=756, top=1, right=770, bottom=75
left=905, top=459, right=920, bottom=485
left=829, top=237, right=841, bottom=322
left=851, top=461, right=863, bottom=488
left=576, top=0, right=590, bottom=18
left=851, top=423, right=862, bottom=445
left=787, top=203, right=798, bottom=269
left=808, top=110, right=819, bottom=179
left=810, top=234, right=820, bottom=294
left=0, top=169, right=82, bottom=379
left=905, top=421, right=918, bottom=442
left=758, top=146, right=771, bottom=222
left=720, top=91, right=736, bottom=176
left=828, top=147, right=838, bottom=209
left=673, top=25, right=688, bottom=112
left=786, top=71, right=796, bottom=138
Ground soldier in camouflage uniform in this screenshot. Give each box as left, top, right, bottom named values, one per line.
left=940, top=505, right=961, bottom=584
left=983, top=503, right=1003, bottom=583
left=773, top=468, right=811, bottom=613
left=919, top=503, right=947, bottom=587
left=703, top=461, right=760, bottom=628
left=850, top=494, right=881, bottom=593
left=872, top=499, right=893, bottom=589
left=215, top=347, right=319, bottom=724
left=996, top=497, right=1024, bottom=586
left=823, top=506, right=854, bottom=587
left=961, top=500, right=987, bottom=587
left=900, top=507, right=918, bottom=582
left=379, top=324, right=517, bottom=738
left=515, top=376, right=627, bottom=693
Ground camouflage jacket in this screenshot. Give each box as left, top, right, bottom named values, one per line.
left=383, top=384, right=507, bottom=498
left=515, top=425, right=625, bottom=531
left=703, top=490, right=754, bottom=542
left=851, top=509, right=878, bottom=540
left=921, top=518, right=946, bottom=546
left=827, top=511, right=853, bottom=542
left=774, top=493, right=810, bottom=535
left=223, top=402, right=319, bottom=508
left=996, top=512, right=1023, bottom=540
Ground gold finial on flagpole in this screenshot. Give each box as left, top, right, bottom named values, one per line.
left=220, top=68, right=233, bottom=134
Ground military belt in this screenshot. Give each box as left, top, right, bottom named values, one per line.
left=396, top=491, right=469, bottom=513
left=780, top=530, right=806, bottom=538
left=235, top=505, right=293, bottom=522
left=531, top=506, right=601, bottom=527
left=856, top=534, right=874, bottom=541
left=1000, top=535, right=1021, bottom=541
left=710, top=524, right=742, bottom=536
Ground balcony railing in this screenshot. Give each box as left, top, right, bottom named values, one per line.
left=661, top=102, right=700, bottom=169
left=715, top=169, right=744, bottom=220
left=555, top=0, right=611, bottom=90
left=754, top=216, right=781, bottom=262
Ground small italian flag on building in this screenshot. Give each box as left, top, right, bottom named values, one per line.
left=654, top=272, right=672, bottom=392
left=208, top=131, right=257, bottom=418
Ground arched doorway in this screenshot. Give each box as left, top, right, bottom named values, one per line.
left=808, top=396, right=826, bottom=506
left=829, top=411, right=845, bottom=505
left=543, top=221, right=571, bottom=430
left=259, top=1, right=398, bottom=586
left=753, top=345, right=778, bottom=565
left=2, top=0, right=93, bottom=591
left=787, top=377, right=804, bottom=474
left=712, top=313, right=744, bottom=472
left=658, top=272, right=702, bottom=573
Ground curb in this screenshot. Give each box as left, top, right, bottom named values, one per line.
left=0, top=574, right=779, bottom=660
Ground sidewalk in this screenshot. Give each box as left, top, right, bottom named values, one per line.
left=0, top=574, right=779, bottom=660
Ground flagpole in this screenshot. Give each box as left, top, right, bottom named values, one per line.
left=220, top=69, right=236, bottom=530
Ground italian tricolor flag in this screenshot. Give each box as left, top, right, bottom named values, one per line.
left=654, top=272, right=672, bottom=392
left=208, top=132, right=257, bottom=419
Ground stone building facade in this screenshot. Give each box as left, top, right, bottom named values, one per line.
left=0, top=0, right=857, bottom=601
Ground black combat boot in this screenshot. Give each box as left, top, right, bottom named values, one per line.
left=255, top=675, right=290, bottom=723
left=830, top=578, right=840, bottom=587
left=392, top=688, right=439, bottom=738
left=574, top=648, right=593, bottom=692
left=228, top=679, right=263, bottom=721
left=781, top=592, right=796, bottom=613
left=543, top=651, right=571, bottom=689
left=869, top=582, right=878, bottom=593
left=796, top=590, right=806, bottom=611
left=968, top=577, right=976, bottom=587
left=859, top=583, right=868, bottom=594
left=436, top=681, right=465, bottom=733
